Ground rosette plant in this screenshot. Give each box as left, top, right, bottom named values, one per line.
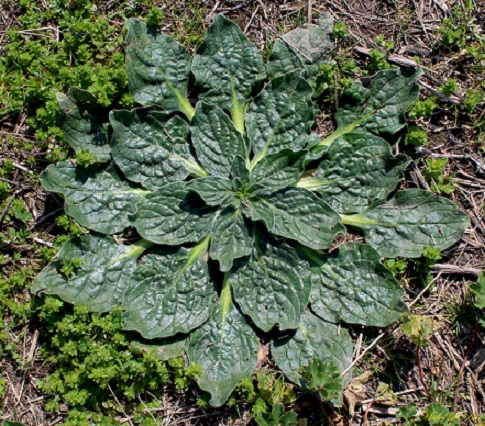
left=34, top=16, right=469, bottom=406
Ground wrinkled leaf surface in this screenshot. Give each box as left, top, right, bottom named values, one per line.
left=231, top=238, right=311, bottom=332
left=188, top=303, right=259, bottom=406
left=41, top=162, right=144, bottom=234
left=307, top=243, right=407, bottom=326
left=342, top=189, right=469, bottom=258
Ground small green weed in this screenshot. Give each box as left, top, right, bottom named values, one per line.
left=37, top=303, right=173, bottom=415
left=440, top=78, right=458, bottom=97
left=300, top=358, right=342, bottom=402
left=254, top=404, right=298, bottom=426
left=408, top=98, right=438, bottom=121
left=0, top=0, right=129, bottom=150
left=398, top=402, right=461, bottom=425
left=75, top=149, right=99, bottom=168
left=145, top=7, right=165, bottom=26
left=423, top=158, right=454, bottom=194
left=401, top=314, right=440, bottom=348
left=463, top=89, right=484, bottom=112
left=438, top=0, right=483, bottom=49
left=405, top=125, right=428, bottom=147
left=368, top=48, right=390, bottom=71
left=332, top=21, right=348, bottom=40
left=469, top=272, right=485, bottom=329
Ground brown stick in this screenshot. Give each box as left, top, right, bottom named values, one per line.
left=354, top=46, right=419, bottom=68
left=431, top=264, right=482, bottom=276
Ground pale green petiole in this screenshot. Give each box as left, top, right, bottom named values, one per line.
left=186, top=235, right=211, bottom=265
left=231, top=80, right=245, bottom=135
left=185, top=159, right=209, bottom=178
left=296, top=176, right=342, bottom=191
left=319, top=122, right=358, bottom=146
left=127, top=238, right=155, bottom=258
left=340, top=214, right=389, bottom=227
left=177, top=94, right=195, bottom=121
left=248, top=147, right=266, bottom=171
left=220, top=271, right=233, bottom=318
left=162, top=71, right=195, bottom=120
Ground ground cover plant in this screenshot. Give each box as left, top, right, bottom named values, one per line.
left=31, top=13, right=470, bottom=409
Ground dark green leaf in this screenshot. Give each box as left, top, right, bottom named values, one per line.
left=191, top=15, right=265, bottom=111
left=123, top=240, right=215, bottom=338
left=40, top=162, right=144, bottom=234
left=333, top=68, right=422, bottom=140
left=230, top=238, right=311, bottom=332
left=32, top=235, right=150, bottom=312
left=341, top=189, right=470, bottom=258
left=186, top=177, right=237, bottom=207
left=305, top=243, right=407, bottom=326
left=250, top=188, right=345, bottom=250
left=110, top=109, right=203, bottom=189
left=230, top=155, right=250, bottom=184
left=244, top=197, right=275, bottom=229
left=57, top=88, right=110, bottom=162
left=125, top=19, right=194, bottom=117
left=301, top=133, right=410, bottom=214
left=210, top=208, right=254, bottom=271
left=246, top=73, right=315, bottom=157
left=188, top=303, right=259, bottom=406
left=191, top=102, right=247, bottom=177
left=249, top=150, right=306, bottom=197
left=134, top=182, right=216, bottom=245
left=272, top=311, right=353, bottom=396
left=267, top=15, right=334, bottom=94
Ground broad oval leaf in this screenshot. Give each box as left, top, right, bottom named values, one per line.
left=186, top=177, right=236, bottom=207
left=272, top=311, right=353, bottom=390
left=122, top=240, right=215, bottom=339
left=305, top=243, right=407, bottom=326
left=335, top=68, right=422, bottom=138
left=210, top=208, right=254, bottom=271
left=125, top=19, right=193, bottom=116
left=231, top=238, right=312, bottom=332
left=341, top=189, right=470, bottom=258
left=249, top=149, right=306, bottom=197
left=191, top=14, right=265, bottom=110
left=32, top=235, right=150, bottom=312
left=134, top=182, right=216, bottom=245
left=191, top=102, right=247, bottom=177
left=249, top=188, right=345, bottom=250
left=188, top=303, right=259, bottom=406
left=267, top=15, right=334, bottom=94
left=110, top=109, right=199, bottom=190
left=41, top=162, right=146, bottom=234
left=301, top=133, right=410, bottom=214
left=57, top=88, right=110, bottom=162
left=246, top=73, right=315, bottom=156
